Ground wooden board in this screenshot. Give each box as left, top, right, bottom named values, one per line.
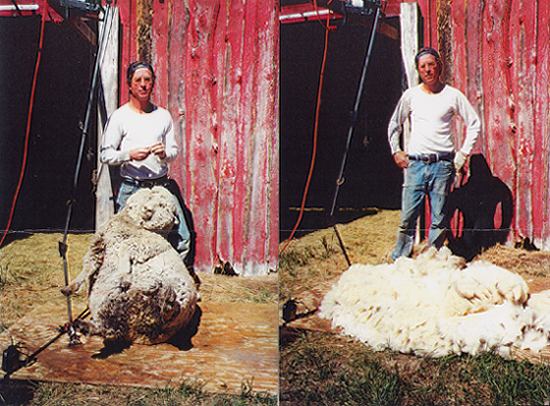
left=285, top=278, right=336, bottom=333
left=0, top=302, right=278, bottom=394
left=95, top=5, right=119, bottom=229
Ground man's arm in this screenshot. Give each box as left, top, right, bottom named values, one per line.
left=454, top=91, right=481, bottom=171
left=388, top=92, right=411, bottom=169
left=455, top=91, right=481, bottom=156
left=100, top=112, right=131, bottom=165
left=163, top=114, right=178, bottom=162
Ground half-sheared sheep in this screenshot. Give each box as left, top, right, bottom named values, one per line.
left=62, top=186, right=198, bottom=345
left=320, top=247, right=550, bottom=358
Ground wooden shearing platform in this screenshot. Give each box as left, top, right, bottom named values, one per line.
left=0, top=302, right=278, bottom=394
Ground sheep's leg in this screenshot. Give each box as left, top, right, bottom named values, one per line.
left=61, top=276, right=85, bottom=296
left=72, top=318, right=100, bottom=336
left=61, top=235, right=105, bottom=296
left=61, top=263, right=92, bottom=295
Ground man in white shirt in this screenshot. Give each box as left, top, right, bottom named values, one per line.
left=100, top=61, right=191, bottom=262
left=387, top=47, right=481, bottom=260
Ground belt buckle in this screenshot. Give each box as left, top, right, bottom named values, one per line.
left=425, top=153, right=438, bottom=163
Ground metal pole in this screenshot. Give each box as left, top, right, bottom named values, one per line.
left=329, top=5, right=381, bottom=217
left=59, top=4, right=113, bottom=339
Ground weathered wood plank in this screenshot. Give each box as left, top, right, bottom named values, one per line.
left=95, top=5, right=118, bottom=229
left=535, top=1, right=550, bottom=250
left=509, top=0, right=535, bottom=241
left=399, top=2, right=419, bottom=89
left=0, top=302, right=278, bottom=394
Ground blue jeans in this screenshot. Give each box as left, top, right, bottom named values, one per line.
left=116, top=181, right=191, bottom=261
left=391, top=159, right=455, bottom=260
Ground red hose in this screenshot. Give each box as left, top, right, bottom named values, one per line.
left=0, top=5, right=47, bottom=247
left=280, top=1, right=332, bottom=254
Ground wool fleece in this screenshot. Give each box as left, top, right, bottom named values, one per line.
left=320, top=247, right=550, bottom=358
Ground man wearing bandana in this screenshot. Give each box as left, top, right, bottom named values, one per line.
left=388, top=47, right=481, bottom=260
left=100, top=61, right=191, bottom=263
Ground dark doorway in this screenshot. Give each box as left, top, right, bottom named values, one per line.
left=0, top=16, right=96, bottom=234
left=280, top=9, right=404, bottom=240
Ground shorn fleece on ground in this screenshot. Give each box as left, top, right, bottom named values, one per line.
left=320, top=247, right=550, bottom=358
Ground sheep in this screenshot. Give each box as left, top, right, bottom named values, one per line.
left=62, top=186, right=198, bottom=345
left=320, top=247, right=550, bottom=358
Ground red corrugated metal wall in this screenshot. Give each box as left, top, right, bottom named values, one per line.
left=118, top=0, right=279, bottom=274
left=393, top=0, right=549, bottom=250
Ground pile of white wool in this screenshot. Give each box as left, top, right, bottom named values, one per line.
left=320, top=247, right=550, bottom=358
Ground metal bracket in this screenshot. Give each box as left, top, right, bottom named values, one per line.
left=58, top=240, right=68, bottom=258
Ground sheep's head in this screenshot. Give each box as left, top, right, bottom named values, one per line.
left=124, top=186, right=178, bottom=232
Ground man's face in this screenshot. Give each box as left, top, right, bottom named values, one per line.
left=417, top=54, right=441, bottom=86
left=129, top=68, right=154, bottom=102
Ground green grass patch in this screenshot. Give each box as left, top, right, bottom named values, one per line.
left=472, top=352, right=550, bottom=406
left=281, top=330, right=550, bottom=405
left=0, top=380, right=277, bottom=406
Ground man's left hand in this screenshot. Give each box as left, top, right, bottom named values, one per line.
left=150, top=142, right=166, bottom=159
left=454, top=151, right=468, bottom=172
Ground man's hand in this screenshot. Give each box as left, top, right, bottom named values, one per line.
left=129, top=148, right=151, bottom=161
left=150, top=142, right=166, bottom=159
left=393, top=151, right=409, bottom=169
left=454, top=151, right=468, bottom=172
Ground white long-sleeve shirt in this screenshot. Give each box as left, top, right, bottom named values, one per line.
left=100, top=103, right=178, bottom=180
left=388, top=84, right=481, bottom=156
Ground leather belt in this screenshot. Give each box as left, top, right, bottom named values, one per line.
left=122, top=176, right=169, bottom=188
left=408, top=152, right=455, bottom=163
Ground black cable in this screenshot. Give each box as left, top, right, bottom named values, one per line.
left=10, top=0, right=22, bottom=16
left=329, top=5, right=382, bottom=217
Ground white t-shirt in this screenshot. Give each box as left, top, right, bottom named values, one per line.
left=388, top=84, right=481, bottom=156
left=100, top=103, right=178, bottom=180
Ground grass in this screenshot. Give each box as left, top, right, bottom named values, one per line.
left=279, top=209, right=397, bottom=303
left=0, top=233, right=91, bottom=327
left=280, top=331, right=550, bottom=405
left=0, top=379, right=277, bottom=405
left=279, top=209, right=550, bottom=405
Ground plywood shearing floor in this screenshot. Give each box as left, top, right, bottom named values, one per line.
left=0, top=302, right=278, bottom=395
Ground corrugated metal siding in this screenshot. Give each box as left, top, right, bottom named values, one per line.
left=118, top=0, right=279, bottom=274
left=393, top=0, right=550, bottom=250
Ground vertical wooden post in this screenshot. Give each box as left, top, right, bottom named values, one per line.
left=399, top=2, right=419, bottom=154
left=95, top=6, right=119, bottom=229
left=400, top=2, right=419, bottom=90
